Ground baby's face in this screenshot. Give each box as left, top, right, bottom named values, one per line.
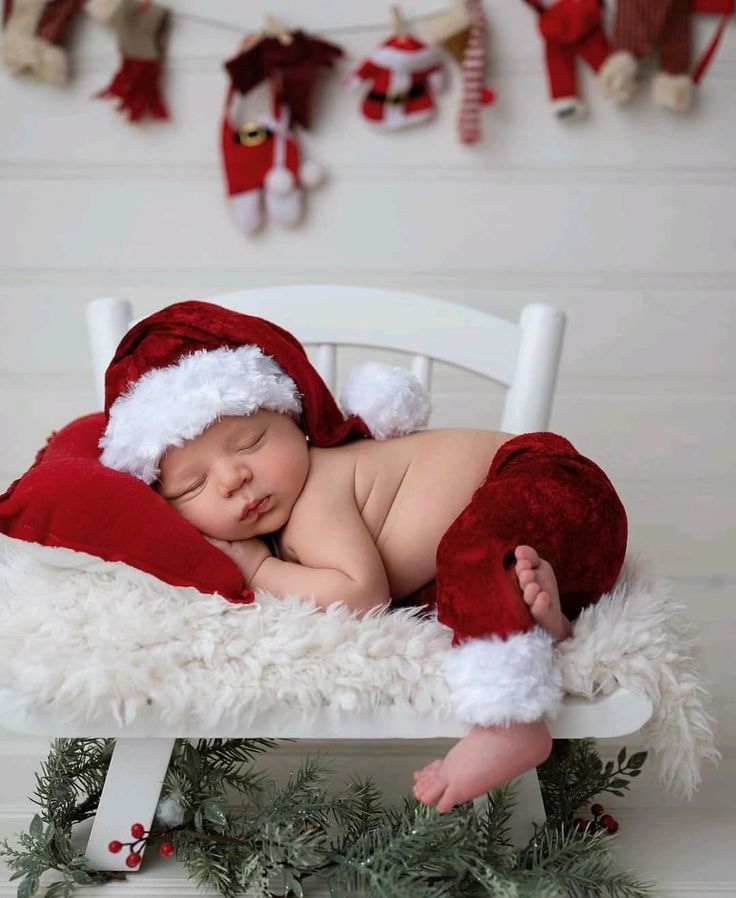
left=157, top=410, right=309, bottom=540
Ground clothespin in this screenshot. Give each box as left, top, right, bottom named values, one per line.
left=265, top=13, right=293, bottom=45
left=391, top=4, right=407, bottom=37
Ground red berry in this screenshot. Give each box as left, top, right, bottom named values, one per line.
left=591, top=803, right=605, bottom=817
left=125, top=852, right=142, bottom=868
left=130, top=822, right=145, bottom=839
left=573, top=817, right=588, bottom=830
left=108, top=840, right=123, bottom=854
left=600, top=814, right=619, bottom=834
left=159, top=841, right=175, bottom=857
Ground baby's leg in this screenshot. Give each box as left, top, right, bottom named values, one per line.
left=413, top=719, right=552, bottom=813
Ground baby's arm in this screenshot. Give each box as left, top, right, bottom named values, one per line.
left=216, top=479, right=390, bottom=614
left=251, top=492, right=390, bottom=613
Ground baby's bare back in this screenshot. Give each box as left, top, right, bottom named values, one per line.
left=278, top=429, right=515, bottom=598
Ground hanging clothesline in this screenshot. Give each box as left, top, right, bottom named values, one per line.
left=175, top=7, right=446, bottom=38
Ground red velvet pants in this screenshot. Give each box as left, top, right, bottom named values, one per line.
left=434, top=432, right=628, bottom=644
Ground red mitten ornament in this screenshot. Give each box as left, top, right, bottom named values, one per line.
left=87, top=0, right=170, bottom=122
left=221, top=89, right=324, bottom=234
left=1, top=0, right=85, bottom=82
left=348, top=34, right=447, bottom=129
left=522, top=0, right=610, bottom=119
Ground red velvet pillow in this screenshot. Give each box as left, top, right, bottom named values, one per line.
left=0, top=413, right=252, bottom=604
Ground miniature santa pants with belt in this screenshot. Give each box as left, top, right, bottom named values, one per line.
left=435, top=431, right=628, bottom=727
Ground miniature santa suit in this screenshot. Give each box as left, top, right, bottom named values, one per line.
left=348, top=35, right=447, bottom=129
left=221, top=89, right=323, bottom=234
left=98, top=302, right=627, bottom=730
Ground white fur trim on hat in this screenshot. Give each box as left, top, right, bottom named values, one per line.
left=370, top=44, right=443, bottom=74
left=100, top=345, right=302, bottom=484
left=340, top=361, right=431, bottom=441
left=443, top=628, right=562, bottom=727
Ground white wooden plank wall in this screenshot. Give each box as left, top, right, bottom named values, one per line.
left=0, top=0, right=734, bottom=817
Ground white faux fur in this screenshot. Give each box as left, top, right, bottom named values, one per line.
left=369, top=44, right=443, bottom=75
left=652, top=72, right=693, bottom=114
left=443, top=628, right=562, bottom=727
left=598, top=50, right=638, bottom=104
left=0, top=536, right=718, bottom=796
left=554, top=553, right=720, bottom=798
left=100, top=346, right=302, bottom=484
left=340, top=362, right=431, bottom=440
left=0, top=32, right=67, bottom=83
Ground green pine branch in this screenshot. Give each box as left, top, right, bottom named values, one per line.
left=0, top=736, right=654, bottom=898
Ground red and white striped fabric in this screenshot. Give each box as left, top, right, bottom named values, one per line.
left=458, top=0, right=487, bottom=144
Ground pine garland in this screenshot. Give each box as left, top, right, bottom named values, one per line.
left=1, top=737, right=653, bottom=898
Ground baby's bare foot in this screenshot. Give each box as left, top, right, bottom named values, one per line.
left=412, top=723, right=552, bottom=813
left=514, top=545, right=571, bottom=641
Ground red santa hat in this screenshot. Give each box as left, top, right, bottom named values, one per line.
left=99, top=301, right=431, bottom=484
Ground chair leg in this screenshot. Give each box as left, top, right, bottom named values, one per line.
left=85, top=738, right=175, bottom=871
left=509, top=768, right=547, bottom=847
left=473, top=767, right=547, bottom=848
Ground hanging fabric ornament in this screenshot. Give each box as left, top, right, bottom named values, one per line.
left=522, top=0, right=610, bottom=119
left=221, top=86, right=324, bottom=235
left=86, top=0, right=170, bottom=122
left=348, top=9, right=447, bottom=132
left=425, top=0, right=495, bottom=144
left=1, top=0, right=85, bottom=82
left=224, top=28, right=344, bottom=130
left=691, top=0, right=733, bottom=84
left=598, top=0, right=697, bottom=112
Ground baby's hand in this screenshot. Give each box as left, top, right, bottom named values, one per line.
left=206, top=536, right=271, bottom=586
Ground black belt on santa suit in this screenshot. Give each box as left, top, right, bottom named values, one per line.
left=367, top=83, right=428, bottom=105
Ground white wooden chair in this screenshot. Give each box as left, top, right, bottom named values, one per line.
left=8, top=286, right=654, bottom=872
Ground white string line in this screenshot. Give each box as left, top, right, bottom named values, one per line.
left=177, top=7, right=448, bottom=37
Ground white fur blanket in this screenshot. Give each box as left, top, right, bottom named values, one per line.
left=0, top=535, right=718, bottom=798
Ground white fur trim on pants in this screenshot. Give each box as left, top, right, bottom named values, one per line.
left=443, top=627, right=562, bottom=727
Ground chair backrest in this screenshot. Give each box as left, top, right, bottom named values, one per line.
left=87, top=285, right=566, bottom=433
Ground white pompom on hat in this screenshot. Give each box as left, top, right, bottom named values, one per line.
left=341, top=361, right=431, bottom=441
left=99, top=300, right=431, bottom=484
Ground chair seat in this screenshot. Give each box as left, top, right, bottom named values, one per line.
left=0, top=688, right=654, bottom=740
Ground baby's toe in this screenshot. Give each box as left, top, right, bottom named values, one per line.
left=436, top=787, right=462, bottom=814
left=532, top=591, right=552, bottom=614
left=415, top=774, right=447, bottom=806
left=515, top=545, right=539, bottom=565
left=518, top=569, right=536, bottom=588
left=523, top=582, right=541, bottom=606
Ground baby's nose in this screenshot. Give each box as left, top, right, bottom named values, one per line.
left=218, top=460, right=251, bottom=494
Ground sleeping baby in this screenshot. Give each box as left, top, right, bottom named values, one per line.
left=99, top=300, right=627, bottom=814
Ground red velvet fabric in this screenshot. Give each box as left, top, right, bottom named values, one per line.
left=434, top=432, right=628, bottom=644
left=105, top=301, right=372, bottom=448
left=224, top=31, right=344, bottom=130
left=0, top=413, right=253, bottom=604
